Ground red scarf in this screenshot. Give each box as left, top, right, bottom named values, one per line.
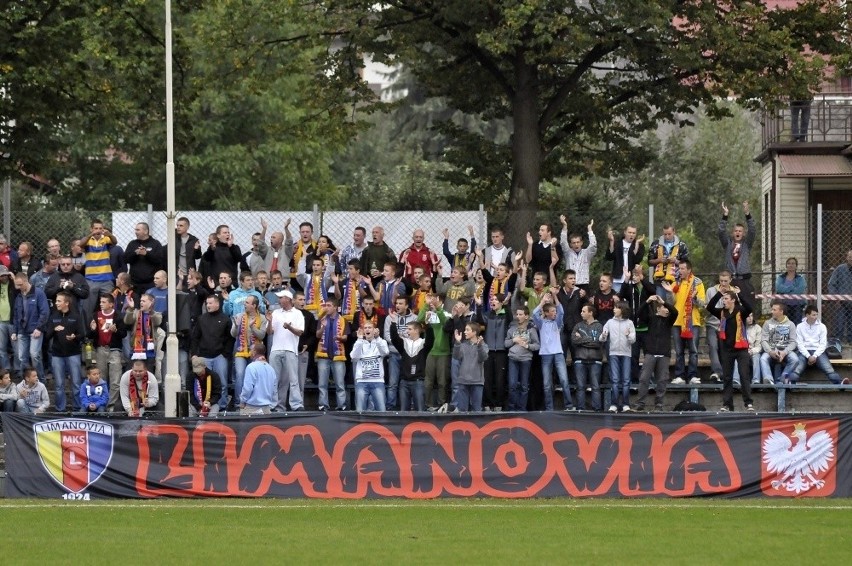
left=674, top=274, right=696, bottom=339
left=719, top=309, right=749, bottom=349
left=235, top=313, right=262, bottom=358
left=128, top=373, right=148, bottom=416
left=131, top=311, right=154, bottom=360
left=193, top=371, right=212, bottom=416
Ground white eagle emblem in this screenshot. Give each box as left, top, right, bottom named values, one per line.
left=762, top=423, right=834, bottom=494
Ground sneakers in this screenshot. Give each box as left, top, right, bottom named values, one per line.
left=483, top=406, right=492, bottom=412
left=762, top=375, right=775, bottom=385
left=608, top=405, right=618, bottom=413
left=564, top=406, right=577, bottom=412
left=746, top=404, right=755, bottom=411
left=719, top=406, right=730, bottom=412
left=710, top=373, right=721, bottom=383
left=632, top=404, right=645, bottom=412
left=436, top=403, right=449, bottom=414
left=842, top=378, right=850, bottom=385
left=671, top=377, right=686, bottom=385
left=492, top=406, right=503, bottom=412
left=621, top=405, right=632, bottom=413
left=652, top=404, right=664, bottom=412
left=689, top=377, right=702, bottom=385
left=317, top=405, right=329, bottom=412
left=427, top=406, right=439, bottom=412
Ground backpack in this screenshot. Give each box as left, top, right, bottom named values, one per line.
left=826, top=337, right=843, bottom=360
left=673, top=400, right=706, bottom=412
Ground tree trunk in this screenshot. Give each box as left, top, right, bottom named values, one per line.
left=505, top=55, right=541, bottom=253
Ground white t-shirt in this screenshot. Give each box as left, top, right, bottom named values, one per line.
left=270, top=307, right=304, bottom=353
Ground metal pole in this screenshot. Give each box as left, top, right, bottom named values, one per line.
left=163, top=0, right=180, bottom=417
left=478, top=203, right=485, bottom=252
left=312, top=203, right=320, bottom=233
left=648, top=203, right=654, bottom=242
left=2, top=179, right=10, bottom=240
left=817, top=203, right=823, bottom=317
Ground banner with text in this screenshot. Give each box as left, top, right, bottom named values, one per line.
left=2, top=413, right=849, bottom=499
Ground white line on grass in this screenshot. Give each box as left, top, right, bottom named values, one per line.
left=1, top=501, right=851, bottom=510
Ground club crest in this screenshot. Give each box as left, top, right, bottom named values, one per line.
left=33, top=419, right=115, bottom=494
left=761, top=420, right=837, bottom=496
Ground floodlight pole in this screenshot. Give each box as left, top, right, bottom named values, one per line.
left=164, top=0, right=180, bottom=417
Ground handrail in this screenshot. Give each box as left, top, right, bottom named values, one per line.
left=760, top=95, right=852, bottom=148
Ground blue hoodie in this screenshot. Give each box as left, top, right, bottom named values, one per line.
left=80, top=378, right=109, bottom=410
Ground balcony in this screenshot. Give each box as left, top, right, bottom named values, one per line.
left=761, top=93, right=852, bottom=151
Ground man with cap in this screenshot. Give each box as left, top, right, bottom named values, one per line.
left=266, top=288, right=305, bottom=411
left=187, top=355, right=222, bottom=417
left=239, top=343, right=279, bottom=414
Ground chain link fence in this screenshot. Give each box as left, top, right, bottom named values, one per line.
left=0, top=204, right=848, bottom=330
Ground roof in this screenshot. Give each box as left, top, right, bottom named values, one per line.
left=777, top=154, right=852, bottom=177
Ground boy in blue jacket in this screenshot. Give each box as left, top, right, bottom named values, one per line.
left=79, top=366, right=109, bottom=413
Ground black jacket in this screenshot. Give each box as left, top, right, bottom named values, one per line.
left=618, top=278, right=656, bottom=330
left=190, top=309, right=233, bottom=358
left=641, top=301, right=679, bottom=355
left=202, top=241, right=242, bottom=282
left=44, top=270, right=89, bottom=307
left=124, top=237, right=165, bottom=287
left=390, top=323, right=433, bottom=381
left=45, top=308, right=86, bottom=357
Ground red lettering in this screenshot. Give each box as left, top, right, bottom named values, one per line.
left=135, top=417, right=743, bottom=498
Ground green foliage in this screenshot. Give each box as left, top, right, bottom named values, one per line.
left=321, top=0, right=847, bottom=246
left=1, top=1, right=358, bottom=211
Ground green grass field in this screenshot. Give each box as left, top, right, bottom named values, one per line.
left=2, top=498, right=850, bottom=564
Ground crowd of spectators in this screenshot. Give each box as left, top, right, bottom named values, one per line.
left=0, top=204, right=849, bottom=417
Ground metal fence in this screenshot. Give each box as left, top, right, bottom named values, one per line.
left=2, top=204, right=850, bottom=338
left=761, top=94, right=852, bottom=148
left=754, top=208, right=852, bottom=340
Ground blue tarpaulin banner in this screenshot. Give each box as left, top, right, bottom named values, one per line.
left=1, top=412, right=848, bottom=499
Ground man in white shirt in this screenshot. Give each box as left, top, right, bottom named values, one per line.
left=483, top=227, right=513, bottom=276
left=267, top=289, right=305, bottom=411
left=793, top=305, right=848, bottom=384
left=559, top=215, right=597, bottom=292
left=605, top=225, right=645, bottom=293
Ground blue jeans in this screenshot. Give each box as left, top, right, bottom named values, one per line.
left=760, top=351, right=800, bottom=383
left=705, top=327, right=724, bottom=376
left=455, top=383, right=483, bottom=412
left=672, top=327, right=699, bottom=379
left=540, top=353, right=571, bottom=410
left=386, top=352, right=401, bottom=410
left=16, top=332, right=45, bottom=382
left=270, top=349, right=302, bottom=410
left=203, top=354, right=230, bottom=409
left=355, top=381, right=386, bottom=411
left=317, top=358, right=347, bottom=410
left=833, top=302, right=852, bottom=343
left=398, top=379, right=424, bottom=411
left=233, top=356, right=250, bottom=408
left=792, top=350, right=842, bottom=383
left=733, top=353, right=762, bottom=384
left=52, top=354, right=83, bottom=412
left=608, top=355, right=631, bottom=407
left=574, top=360, right=602, bottom=411
left=450, top=357, right=461, bottom=407
left=507, top=358, right=531, bottom=411
left=0, top=321, right=14, bottom=372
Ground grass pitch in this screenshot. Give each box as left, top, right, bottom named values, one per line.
left=2, top=498, right=850, bottom=565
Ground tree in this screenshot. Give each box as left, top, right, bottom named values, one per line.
left=1, top=1, right=357, bottom=210
left=322, top=0, right=849, bottom=247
